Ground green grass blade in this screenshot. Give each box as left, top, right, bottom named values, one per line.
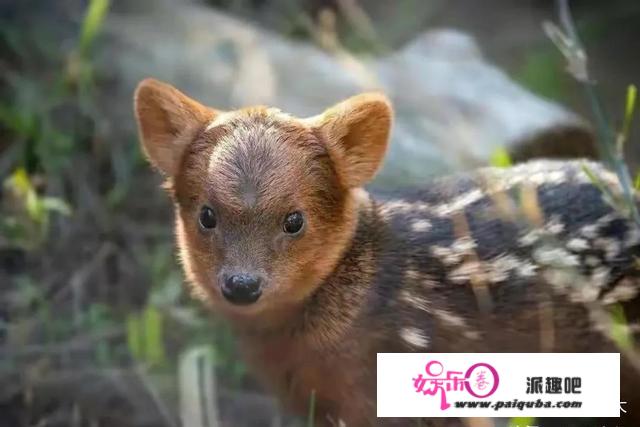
left=143, top=306, right=166, bottom=367
left=490, top=147, right=512, bottom=168
left=126, top=314, right=142, bottom=360
left=307, top=389, right=316, bottom=427
left=509, top=417, right=536, bottom=427
left=622, top=84, right=637, bottom=142
left=610, top=304, right=633, bottom=350
left=79, top=0, right=111, bottom=58
left=581, top=163, right=617, bottom=206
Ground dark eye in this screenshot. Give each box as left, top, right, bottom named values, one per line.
left=199, top=206, right=217, bottom=229
left=283, top=211, right=304, bottom=234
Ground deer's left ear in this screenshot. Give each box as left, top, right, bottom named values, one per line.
left=134, top=78, right=217, bottom=177
left=307, top=92, right=393, bottom=188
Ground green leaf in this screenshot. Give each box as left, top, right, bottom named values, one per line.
left=25, top=191, right=44, bottom=223
left=617, top=84, right=638, bottom=152
left=126, top=314, right=143, bottom=360
left=490, top=147, right=512, bottom=168
left=509, top=417, right=536, bottom=427
left=5, top=168, right=32, bottom=196
left=4, top=169, right=45, bottom=224
left=5, top=169, right=71, bottom=227
left=622, top=84, right=637, bottom=142
left=143, top=306, right=166, bottom=367
left=40, top=197, right=72, bottom=216
left=79, top=0, right=110, bottom=51
left=79, top=0, right=111, bottom=58
left=610, top=304, right=632, bottom=350
left=127, top=307, right=166, bottom=366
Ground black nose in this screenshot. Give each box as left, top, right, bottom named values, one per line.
left=221, top=274, right=262, bottom=305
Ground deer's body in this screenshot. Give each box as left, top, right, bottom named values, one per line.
left=237, top=161, right=640, bottom=425
left=134, top=79, right=640, bottom=426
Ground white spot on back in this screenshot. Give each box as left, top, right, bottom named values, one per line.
left=448, top=260, right=481, bottom=284
left=411, top=219, right=432, bottom=232
left=399, top=291, right=431, bottom=312
left=433, top=309, right=467, bottom=328
left=519, top=229, right=543, bottom=246
left=451, top=236, right=477, bottom=254
left=594, top=237, right=621, bottom=260
left=579, top=213, right=619, bottom=240
left=431, top=237, right=477, bottom=266
left=625, top=227, right=640, bottom=247
left=533, top=245, right=580, bottom=268
left=400, top=327, right=430, bottom=348
left=404, top=268, right=421, bottom=282
left=434, top=189, right=483, bottom=217
left=492, top=254, right=537, bottom=279
left=546, top=217, right=565, bottom=235
left=431, top=245, right=463, bottom=266
left=518, top=216, right=565, bottom=247
left=379, top=200, right=431, bottom=218
left=566, top=238, right=589, bottom=252
left=580, top=224, right=599, bottom=239
left=447, top=254, right=537, bottom=284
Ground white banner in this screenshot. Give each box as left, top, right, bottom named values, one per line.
left=377, top=353, right=620, bottom=418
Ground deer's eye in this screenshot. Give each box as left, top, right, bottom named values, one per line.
left=199, top=206, right=217, bottom=229
left=283, top=211, right=304, bottom=235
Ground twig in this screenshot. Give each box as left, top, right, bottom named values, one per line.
left=53, top=241, right=115, bottom=304
left=543, top=0, right=640, bottom=372
left=545, top=0, right=640, bottom=225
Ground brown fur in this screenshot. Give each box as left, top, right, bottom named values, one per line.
left=135, top=79, right=391, bottom=424
left=134, top=79, right=640, bottom=427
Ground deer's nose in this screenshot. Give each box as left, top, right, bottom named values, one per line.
left=221, top=273, right=262, bottom=305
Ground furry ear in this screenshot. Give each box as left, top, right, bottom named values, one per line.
left=309, top=93, right=392, bottom=188
left=133, top=78, right=217, bottom=176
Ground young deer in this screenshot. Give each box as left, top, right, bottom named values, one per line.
left=134, top=78, right=640, bottom=426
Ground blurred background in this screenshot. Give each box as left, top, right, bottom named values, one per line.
left=0, top=0, right=639, bottom=426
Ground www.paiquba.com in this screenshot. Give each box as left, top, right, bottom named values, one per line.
left=454, top=399, right=583, bottom=411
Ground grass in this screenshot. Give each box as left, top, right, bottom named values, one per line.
left=0, top=0, right=110, bottom=249
left=541, top=0, right=640, bottom=380
left=1, top=168, right=71, bottom=249
left=307, top=389, right=317, bottom=427
left=493, top=3, right=640, bottom=425
left=508, top=418, right=536, bottom=427
left=489, top=147, right=513, bottom=168
left=545, top=1, right=640, bottom=232
left=0, top=1, right=251, bottom=425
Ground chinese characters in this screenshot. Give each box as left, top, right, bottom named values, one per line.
left=526, top=376, right=581, bottom=394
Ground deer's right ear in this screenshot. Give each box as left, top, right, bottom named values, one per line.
left=133, top=78, right=217, bottom=176
left=306, top=92, right=392, bottom=188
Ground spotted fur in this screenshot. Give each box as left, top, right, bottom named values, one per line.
left=134, top=79, right=640, bottom=427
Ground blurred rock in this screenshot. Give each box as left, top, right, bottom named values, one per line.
left=102, top=0, right=595, bottom=187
